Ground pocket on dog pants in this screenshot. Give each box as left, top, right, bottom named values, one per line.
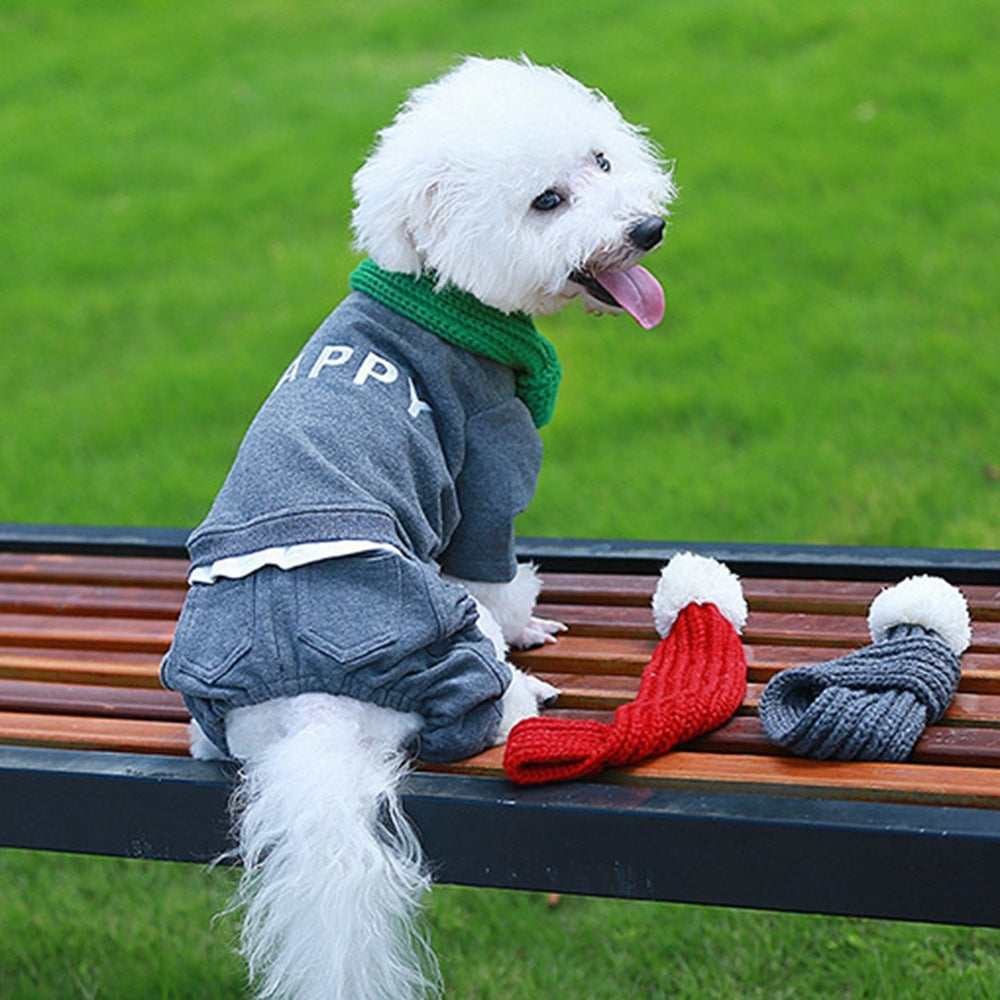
left=295, top=551, right=402, bottom=666
left=166, top=576, right=254, bottom=685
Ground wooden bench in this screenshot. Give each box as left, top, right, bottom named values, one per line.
left=2, top=523, right=999, bottom=927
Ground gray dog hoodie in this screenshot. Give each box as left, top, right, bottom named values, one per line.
left=161, top=266, right=553, bottom=761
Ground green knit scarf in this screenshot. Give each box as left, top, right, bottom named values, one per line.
left=350, top=259, right=561, bottom=428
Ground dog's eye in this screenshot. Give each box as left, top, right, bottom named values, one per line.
left=595, top=152, right=611, bottom=173
left=531, top=190, right=564, bottom=212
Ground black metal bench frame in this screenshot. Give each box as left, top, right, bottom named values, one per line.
left=2, top=523, right=999, bottom=928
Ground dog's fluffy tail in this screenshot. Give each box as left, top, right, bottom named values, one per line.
left=225, top=695, right=440, bottom=1000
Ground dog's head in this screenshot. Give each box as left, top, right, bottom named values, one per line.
left=351, top=57, right=676, bottom=325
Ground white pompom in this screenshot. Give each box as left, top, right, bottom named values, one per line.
left=652, top=552, right=748, bottom=637
left=867, top=575, right=971, bottom=655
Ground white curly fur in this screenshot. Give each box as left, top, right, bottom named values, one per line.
left=206, top=54, right=673, bottom=1000
left=867, top=575, right=971, bottom=655
left=352, top=55, right=675, bottom=317
left=224, top=696, right=436, bottom=1000
left=652, top=552, right=748, bottom=637
left=455, top=563, right=567, bottom=649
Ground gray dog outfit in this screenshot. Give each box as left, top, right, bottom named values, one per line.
left=161, top=261, right=561, bottom=762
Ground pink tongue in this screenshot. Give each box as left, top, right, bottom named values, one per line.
left=594, top=265, right=665, bottom=329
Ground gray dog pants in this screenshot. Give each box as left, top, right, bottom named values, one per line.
left=160, top=551, right=510, bottom=762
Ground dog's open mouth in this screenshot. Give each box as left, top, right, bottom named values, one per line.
left=569, top=264, right=665, bottom=330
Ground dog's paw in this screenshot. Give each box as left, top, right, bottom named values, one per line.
left=495, top=668, right=561, bottom=744
left=522, top=672, right=561, bottom=707
left=511, top=616, right=567, bottom=649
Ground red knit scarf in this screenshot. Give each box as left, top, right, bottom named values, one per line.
left=503, top=602, right=747, bottom=785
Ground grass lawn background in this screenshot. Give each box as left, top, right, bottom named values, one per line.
left=1, top=0, right=998, bottom=996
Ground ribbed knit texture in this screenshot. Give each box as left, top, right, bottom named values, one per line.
left=503, top=602, right=748, bottom=785
left=350, top=259, right=561, bottom=428
left=758, top=623, right=962, bottom=761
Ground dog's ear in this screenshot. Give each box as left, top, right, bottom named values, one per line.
left=350, top=172, right=424, bottom=273
left=351, top=148, right=436, bottom=273
left=352, top=161, right=455, bottom=279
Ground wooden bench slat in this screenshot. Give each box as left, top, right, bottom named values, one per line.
left=2, top=611, right=995, bottom=679
left=756, top=653, right=1000, bottom=693
left=0, top=582, right=184, bottom=619
left=2, top=642, right=997, bottom=704
left=0, top=592, right=890, bottom=639
left=2, top=636, right=995, bottom=696
left=5, top=668, right=996, bottom=738
left=537, top=708, right=1000, bottom=766
left=0, top=679, right=186, bottom=720
left=742, top=647, right=1000, bottom=694
left=538, top=602, right=1000, bottom=651
left=537, top=602, right=876, bottom=644
left=745, top=580, right=1000, bottom=620
left=0, top=552, right=187, bottom=588
left=540, top=573, right=1000, bottom=619
left=741, top=683, right=1000, bottom=728
left=514, top=638, right=1000, bottom=695
left=6, top=704, right=997, bottom=804
left=0, top=647, right=164, bottom=687
left=425, top=746, right=1000, bottom=808
left=628, top=752, right=1000, bottom=809
left=684, top=716, right=1000, bottom=767
left=0, top=710, right=190, bottom=755
left=3, top=557, right=996, bottom=617
left=533, top=674, right=1000, bottom=726
left=0, top=612, right=174, bottom=654
left=513, top=635, right=655, bottom=674
left=536, top=713, right=1000, bottom=767
left=747, top=613, right=1000, bottom=652
left=3, top=700, right=996, bottom=772
left=530, top=604, right=1000, bottom=659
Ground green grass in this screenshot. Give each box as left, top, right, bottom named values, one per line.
left=2, top=0, right=997, bottom=544
left=3, top=852, right=1000, bottom=1000
left=1, top=0, right=999, bottom=997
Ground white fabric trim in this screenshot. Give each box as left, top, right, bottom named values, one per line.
left=652, top=552, right=747, bottom=637
left=867, top=574, right=971, bottom=655
left=188, top=540, right=402, bottom=585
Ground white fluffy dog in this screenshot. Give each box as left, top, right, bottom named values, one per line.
left=166, top=55, right=674, bottom=1000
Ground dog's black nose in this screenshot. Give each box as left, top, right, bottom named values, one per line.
left=629, top=215, right=665, bottom=251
